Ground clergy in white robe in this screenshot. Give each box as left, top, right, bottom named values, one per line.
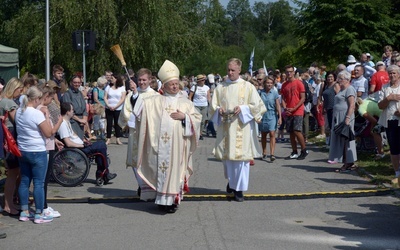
left=118, top=69, right=159, bottom=194
left=210, top=58, right=266, bottom=202
left=135, top=60, right=202, bottom=213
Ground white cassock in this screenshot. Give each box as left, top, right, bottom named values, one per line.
left=211, top=78, right=266, bottom=191
left=134, top=92, right=202, bottom=205
left=118, top=87, right=158, bottom=188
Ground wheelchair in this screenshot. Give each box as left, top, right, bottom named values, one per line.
left=51, top=148, right=111, bottom=187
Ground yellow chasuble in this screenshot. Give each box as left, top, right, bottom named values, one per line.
left=136, top=92, right=202, bottom=205
left=211, top=78, right=266, bottom=161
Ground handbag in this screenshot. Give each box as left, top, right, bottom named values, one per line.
left=2, top=111, right=22, bottom=157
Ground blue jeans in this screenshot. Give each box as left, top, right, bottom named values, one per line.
left=18, top=151, right=48, bottom=213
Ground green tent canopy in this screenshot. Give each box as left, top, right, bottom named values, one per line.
left=0, top=44, right=19, bottom=84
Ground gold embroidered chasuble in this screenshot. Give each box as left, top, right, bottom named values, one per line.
left=211, top=78, right=266, bottom=161
left=136, top=92, right=202, bottom=204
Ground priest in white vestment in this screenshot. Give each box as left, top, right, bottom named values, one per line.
left=210, top=58, right=266, bottom=202
left=118, top=68, right=158, bottom=195
left=135, top=60, right=202, bottom=213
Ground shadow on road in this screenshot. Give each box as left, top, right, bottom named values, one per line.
left=304, top=202, right=400, bottom=249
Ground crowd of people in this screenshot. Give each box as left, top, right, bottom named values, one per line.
left=1, top=45, right=400, bottom=220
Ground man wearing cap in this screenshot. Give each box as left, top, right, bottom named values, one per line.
left=370, top=61, right=389, bottom=94
left=210, top=58, right=266, bottom=202
left=118, top=68, right=158, bottom=195
left=134, top=60, right=201, bottom=213
left=188, top=74, right=210, bottom=140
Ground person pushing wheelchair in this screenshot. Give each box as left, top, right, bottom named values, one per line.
left=57, top=102, right=117, bottom=184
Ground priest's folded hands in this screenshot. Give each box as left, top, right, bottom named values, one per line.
left=170, top=109, right=186, bottom=120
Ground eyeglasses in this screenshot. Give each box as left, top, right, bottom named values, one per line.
left=257, top=79, right=263, bottom=81
left=285, top=70, right=294, bottom=73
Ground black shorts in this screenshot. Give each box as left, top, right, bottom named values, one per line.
left=286, top=115, right=303, bottom=132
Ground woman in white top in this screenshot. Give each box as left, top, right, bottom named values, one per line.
left=378, top=65, right=400, bottom=180
left=16, top=86, right=54, bottom=224
left=188, top=74, right=210, bottom=140
left=104, top=74, right=126, bottom=145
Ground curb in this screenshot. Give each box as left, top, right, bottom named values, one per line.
left=47, top=188, right=392, bottom=203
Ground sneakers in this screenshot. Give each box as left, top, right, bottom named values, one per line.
left=19, top=211, right=34, bottom=222
left=316, top=134, right=326, bottom=139
left=107, top=172, right=117, bottom=180
left=43, top=207, right=61, bottom=218
left=34, top=213, right=53, bottom=224
left=374, top=153, right=385, bottom=160
left=286, top=152, right=299, bottom=159
left=297, top=149, right=309, bottom=160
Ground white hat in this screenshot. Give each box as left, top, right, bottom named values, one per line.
left=347, top=55, right=356, bottom=63
left=207, top=74, right=215, bottom=84
left=158, top=60, right=180, bottom=84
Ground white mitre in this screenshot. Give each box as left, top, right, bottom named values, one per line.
left=158, top=60, right=180, bottom=84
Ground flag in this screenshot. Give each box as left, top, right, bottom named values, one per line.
left=263, top=60, right=268, bottom=76
left=248, top=47, right=255, bottom=75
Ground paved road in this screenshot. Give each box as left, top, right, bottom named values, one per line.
left=1, top=136, right=399, bottom=249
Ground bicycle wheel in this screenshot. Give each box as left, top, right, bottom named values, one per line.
left=51, top=148, right=90, bottom=187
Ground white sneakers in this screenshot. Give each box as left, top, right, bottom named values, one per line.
left=43, top=207, right=61, bottom=218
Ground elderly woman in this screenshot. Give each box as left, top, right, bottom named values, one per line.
left=93, top=76, right=107, bottom=139
left=329, top=70, right=357, bottom=172
left=377, top=65, right=400, bottom=180
left=61, top=75, right=88, bottom=140
left=259, top=75, right=282, bottom=161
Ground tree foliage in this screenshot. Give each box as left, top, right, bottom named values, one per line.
left=294, top=0, right=400, bottom=67
left=7, top=0, right=399, bottom=80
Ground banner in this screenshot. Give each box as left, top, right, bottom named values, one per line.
left=248, top=47, right=254, bottom=75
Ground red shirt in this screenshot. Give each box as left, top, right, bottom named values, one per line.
left=281, top=79, right=305, bottom=116
left=370, top=70, right=389, bottom=93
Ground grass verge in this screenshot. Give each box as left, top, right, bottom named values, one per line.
left=309, top=132, right=398, bottom=188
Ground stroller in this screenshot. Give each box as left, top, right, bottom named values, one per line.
left=354, top=115, right=376, bottom=151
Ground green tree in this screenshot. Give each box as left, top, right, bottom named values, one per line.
left=1, top=0, right=213, bottom=79
left=294, top=0, right=400, bottom=66
left=225, top=0, right=254, bottom=47
left=252, top=0, right=298, bottom=70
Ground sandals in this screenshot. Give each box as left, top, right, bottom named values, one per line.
left=335, top=164, right=350, bottom=173
left=349, top=164, right=358, bottom=171
left=335, top=163, right=358, bottom=173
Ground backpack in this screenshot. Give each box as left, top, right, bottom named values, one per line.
left=302, top=80, right=313, bottom=105
left=190, top=85, right=197, bottom=101
left=88, top=87, right=98, bottom=104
